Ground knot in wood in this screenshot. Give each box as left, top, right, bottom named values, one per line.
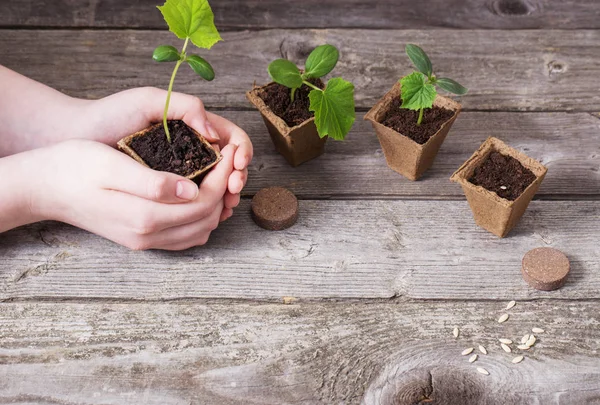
left=547, top=60, right=566, bottom=76
left=492, top=0, right=535, bottom=16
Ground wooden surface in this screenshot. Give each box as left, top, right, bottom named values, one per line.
left=2, top=0, right=600, bottom=29
left=2, top=29, right=600, bottom=111
left=1, top=0, right=600, bottom=403
left=1, top=301, right=599, bottom=404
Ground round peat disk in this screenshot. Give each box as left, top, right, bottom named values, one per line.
left=251, top=187, right=298, bottom=231
left=521, top=247, right=570, bottom=291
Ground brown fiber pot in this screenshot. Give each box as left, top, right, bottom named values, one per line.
left=117, top=121, right=222, bottom=184
left=364, top=82, right=462, bottom=181
left=246, top=83, right=327, bottom=167
left=450, top=137, right=548, bottom=238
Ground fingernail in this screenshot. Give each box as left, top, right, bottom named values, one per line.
left=206, top=121, right=220, bottom=141
left=176, top=181, right=198, bottom=200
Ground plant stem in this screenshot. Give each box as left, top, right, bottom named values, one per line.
left=302, top=80, right=322, bottom=92
left=417, top=107, right=424, bottom=126
left=163, top=37, right=190, bottom=143
left=290, top=87, right=297, bottom=103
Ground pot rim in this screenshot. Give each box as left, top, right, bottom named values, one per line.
left=246, top=82, right=319, bottom=138
left=117, top=121, right=223, bottom=181
left=364, top=81, right=462, bottom=149
left=450, top=136, right=548, bottom=208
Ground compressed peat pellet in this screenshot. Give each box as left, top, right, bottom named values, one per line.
left=251, top=187, right=298, bottom=231
left=521, top=247, right=570, bottom=291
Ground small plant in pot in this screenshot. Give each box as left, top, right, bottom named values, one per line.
left=451, top=137, right=548, bottom=237
left=246, top=44, right=356, bottom=167
left=365, top=44, right=468, bottom=181
left=117, top=0, right=223, bottom=183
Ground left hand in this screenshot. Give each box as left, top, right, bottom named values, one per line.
left=78, top=87, right=253, bottom=217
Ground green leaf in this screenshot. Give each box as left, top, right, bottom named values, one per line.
left=405, top=44, right=433, bottom=77
left=187, top=55, right=215, bottom=81
left=399, top=72, right=437, bottom=111
left=157, top=0, right=222, bottom=49
left=309, top=77, right=355, bottom=141
left=268, top=59, right=303, bottom=89
left=436, top=77, right=468, bottom=95
left=153, top=45, right=181, bottom=62
left=304, top=44, right=339, bottom=79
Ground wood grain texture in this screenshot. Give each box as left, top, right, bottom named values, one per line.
left=1, top=29, right=599, bottom=111
left=1, top=200, right=598, bottom=301
left=0, top=301, right=598, bottom=404
left=2, top=0, right=600, bottom=30
left=223, top=111, right=600, bottom=198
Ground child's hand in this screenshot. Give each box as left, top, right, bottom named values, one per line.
left=80, top=87, right=253, bottom=212
left=31, top=140, right=237, bottom=250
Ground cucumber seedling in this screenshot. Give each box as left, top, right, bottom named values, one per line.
left=152, top=0, right=222, bottom=142
left=400, top=44, right=468, bottom=126
left=267, top=44, right=356, bottom=141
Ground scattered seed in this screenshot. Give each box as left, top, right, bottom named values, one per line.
left=500, top=186, right=507, bottom=190
left=469, top=354, right=478, bottom=363
left=501, top=343, right=512, bottom=353
left=506, top=300, right=516, bottom=310
left=479, top=345, right=488, bottom=355
left=512, top=355, right=524, bottom=364
left=498, top=314, right=509, bottom=323
left=517, top=345, right=531, bottom=350
left=462, top=347, right=474, bottom=356
left=453, top=327, right=459, bottom=338
left=532, top=327, right=545, bottom=334
left=499, top=338, right=513, bottom=345
left=521, top=334, right=530, bottom=344
left=477, top=367, right=490, bottom=375
left=526, top=335, right=537, bottom=347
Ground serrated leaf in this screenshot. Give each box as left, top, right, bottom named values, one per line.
left=436, top=77, right=468, bottom=95
left=405, top=44, right=432, bottom=77
left=268, top=59, right=303, bottom=89
left=309, top=77, right=355, bottom=140
left=187, top=55, right=215, bottom=80
left=153, top=45, right=181, bottom=62
left=400, top=72, right=437, bottom=111
left=304, top=44, right=339, bottom=79
left=157, top=0, right=222, bottom=49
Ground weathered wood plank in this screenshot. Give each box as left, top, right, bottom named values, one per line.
left=0, top=301, right=598, bottom=404
left=224, top=111, right=600, bottom=198
left=2, top=0, right=600, bottom=30
left=1, top=200, right=598, bottom=301
left=1, top=29, right=599, bottom=111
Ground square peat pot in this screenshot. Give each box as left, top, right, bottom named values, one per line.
left=450, top=137, right=548, bottom=238
left=247, top=83, right=327, bottom=167
left=364, top=82, right=461, bottom=181
left=117, top=121, right=222, bottom=184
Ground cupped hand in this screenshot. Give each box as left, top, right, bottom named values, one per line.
left=32, top=139, right=237, bottom=250
left=80, top=87, right=253, bottom=207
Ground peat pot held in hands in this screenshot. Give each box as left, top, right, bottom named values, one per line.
left=118, top=120, right=222, bottom=184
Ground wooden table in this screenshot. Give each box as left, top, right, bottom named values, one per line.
left=1, top=1, right=599, bottom=403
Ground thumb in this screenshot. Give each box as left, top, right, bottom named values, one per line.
left=100, top=145, right=199, bottom=203
left=198, top=143, right=237, bottom=201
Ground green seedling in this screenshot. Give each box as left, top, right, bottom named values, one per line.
left=153, top=0, right=222, bottom=142
left=267, top=44, right=355, bottom=141
left=400, top=44, right=468, bottom=126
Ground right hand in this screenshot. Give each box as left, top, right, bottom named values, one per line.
left=31, top=139, right=236, bottom=250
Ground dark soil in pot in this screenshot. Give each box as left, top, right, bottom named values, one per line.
left=258, top=79, right=324, bottom=127
left=380, top=97, right=455, bottom=144
left=129, top=120, right=217, bottom=177
left=469, top=151, right=536, bottom=201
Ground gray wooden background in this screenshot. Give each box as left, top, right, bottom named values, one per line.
left=1, top=0, right=599, bottom=404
